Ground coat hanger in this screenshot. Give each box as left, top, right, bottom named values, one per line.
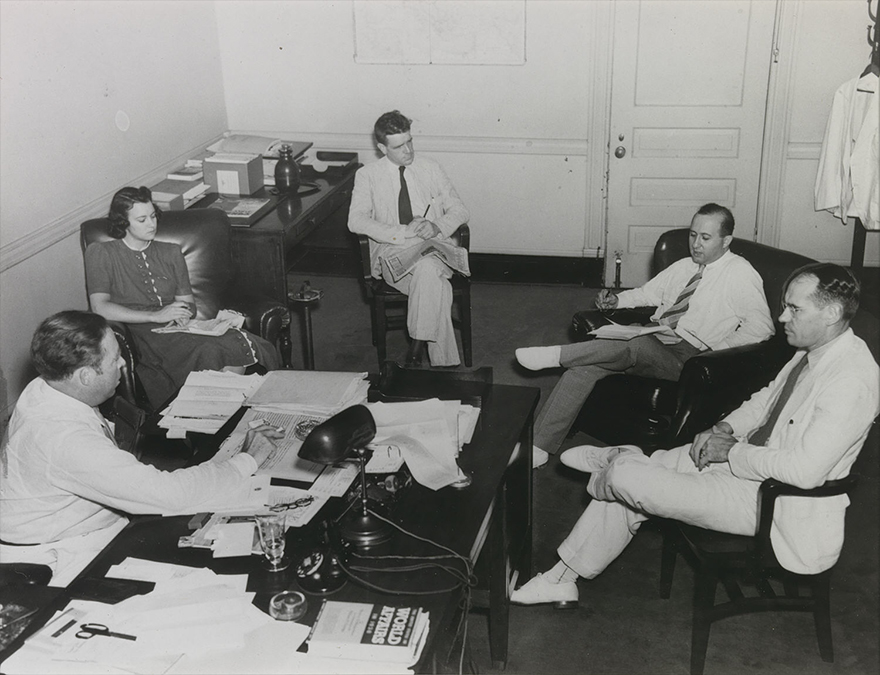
left=862, top=0, right=879, bottom=78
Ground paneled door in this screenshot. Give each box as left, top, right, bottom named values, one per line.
left=605, top=0, right=777, bottom=287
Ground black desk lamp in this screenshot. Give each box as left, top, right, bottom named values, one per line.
left=298, top=405, right=393, bottom=549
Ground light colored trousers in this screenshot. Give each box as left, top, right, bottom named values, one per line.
left=382, top=256, right=460, bottom=366
left=535, top=336, right=700, bottom=453
left=557, top=445, right=760, bottom=578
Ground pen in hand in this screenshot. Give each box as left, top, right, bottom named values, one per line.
left=423, top=204, right=430, bottom=218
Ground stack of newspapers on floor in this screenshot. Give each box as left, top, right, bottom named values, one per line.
left=2, top=558, right=421, bottom=674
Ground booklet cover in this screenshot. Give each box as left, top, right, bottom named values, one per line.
left=306, top=601, right=430, bottom=665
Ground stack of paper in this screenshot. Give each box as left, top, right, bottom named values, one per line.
left=2, top=559, right=282, bottom=675
left=245, top=370, right=369, bottom=417
left=159, top=370, right=265, bottom=437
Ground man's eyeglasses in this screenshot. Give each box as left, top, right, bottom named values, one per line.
left=268, top=496, right=315, bottom=513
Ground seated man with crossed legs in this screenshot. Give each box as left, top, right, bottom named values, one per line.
left=512, top=264, right=878, bottom=607
left=517, top=203, right=773, bottom=468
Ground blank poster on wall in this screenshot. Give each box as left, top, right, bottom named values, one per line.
left=353, top=0, right=526, bottom=65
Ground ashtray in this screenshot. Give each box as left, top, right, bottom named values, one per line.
left=294, top=418, right=323, bottom=441
left=269, top=590, right=308, bottom=621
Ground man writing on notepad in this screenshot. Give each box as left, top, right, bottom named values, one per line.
left=516, top=203, right=774, bottom=469
left=348, top=110, right=470, bottom=367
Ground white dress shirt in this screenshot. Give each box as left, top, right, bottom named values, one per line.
left=616, top=250, right=774, bottom=350
left=815, top=73, right=880, bottom=231
left=0, top=378, right=257, bottom=545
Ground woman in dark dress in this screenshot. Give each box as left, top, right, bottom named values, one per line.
left=85, top=186, right=280, bottom=409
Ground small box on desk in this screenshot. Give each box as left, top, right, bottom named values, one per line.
left=203, top=153, right=264, bottom=195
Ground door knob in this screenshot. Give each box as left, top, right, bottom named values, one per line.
left=614, top=146, right=626, bottom=158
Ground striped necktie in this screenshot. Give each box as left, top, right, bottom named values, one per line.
left=748, top=356, right=808, bottom=447
left=398, top=166, right=413, bottom=224
left=658, top=265, right=705, bottom=329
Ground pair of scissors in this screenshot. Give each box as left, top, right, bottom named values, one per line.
left=75, top=623, right=137, bottom=641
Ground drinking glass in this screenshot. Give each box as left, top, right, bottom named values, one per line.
left=255, top=513, right=290, bottom=572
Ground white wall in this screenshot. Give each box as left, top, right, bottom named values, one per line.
left=214, top=0, right=606, bottom=259
left=0, top=0, right=228, bottom=418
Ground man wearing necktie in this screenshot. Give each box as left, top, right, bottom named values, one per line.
left=512, top=263, right=878, bottom=608
left=348, top=110, right=470, bottom=367
left=0, top=311, right=282, bottom=584
left=516, top=204, right=774, bottom=468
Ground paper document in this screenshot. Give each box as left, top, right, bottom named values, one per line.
left=211, top=409, right=359, bottom=497
left=245, top=370, right=369, bottom=416
left=384, top=239, right=470, bottom=282
left=589, top=322, right=680, bottom=345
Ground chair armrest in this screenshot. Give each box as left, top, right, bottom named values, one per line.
left=754, top=475, right=858, bottom=562
left=668, top=336, right=794, bottom=444
left=0, top=563, right=53, bottom=587
left=571, top=308, right=655, bottom=342
left=450, top=223, right=470, bottom=250
left=226, top=294, right=289, bottom=346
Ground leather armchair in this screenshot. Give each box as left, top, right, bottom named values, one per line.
left=568, top=228, right=819, bottom=450
left=81, top=208, right=288, bottom=410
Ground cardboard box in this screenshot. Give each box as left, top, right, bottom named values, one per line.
left=203, top=153, right=264, bottom=195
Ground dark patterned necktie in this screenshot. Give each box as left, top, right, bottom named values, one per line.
left=658, top=266, right=705, bottom=329
left=398, top=166, right=413, bottom=224
left=748, top=356, right=808, bottom=447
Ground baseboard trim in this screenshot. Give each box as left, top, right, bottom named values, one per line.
left=287, top=247, right=604, bottom=286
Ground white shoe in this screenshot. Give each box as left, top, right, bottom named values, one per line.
left=511, top=573, right=579, bottom=609
left=515, top=346, right=562, bottom=371
left=532, top=447, right=549, bottom=469
left=560, top=444, right=641, bottom=473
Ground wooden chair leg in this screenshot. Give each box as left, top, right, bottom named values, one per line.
left=659, top=526, right=677, bottom=600
left=812, top=573, right=834, bottom=662
left=690, top=568, right=716, bottom=675
left=459, top=286, right=473, bottom=367
left=375, top=297, right=388, bottom=367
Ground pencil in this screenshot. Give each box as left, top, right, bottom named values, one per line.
left=423, top=204, right=430, bottom=217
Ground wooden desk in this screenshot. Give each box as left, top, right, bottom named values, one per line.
left=0, top=382, right=538, bottom=672
left=193, top=167, right=357, bottom=365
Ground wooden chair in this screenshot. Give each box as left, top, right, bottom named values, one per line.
left=659, top=475, right=859, bottom=675
left=356, top=225, right=473, bottom=368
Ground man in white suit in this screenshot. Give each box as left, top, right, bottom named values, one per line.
left=511, top=263, right=879, bottom=607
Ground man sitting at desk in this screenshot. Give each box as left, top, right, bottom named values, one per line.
left=516, top=203, right=774, bottom=468
left=0, top=310, right=280, bottom=584
left=348, top=110, right=470, bottom=367
left=512, top=264, right=879, bottom=607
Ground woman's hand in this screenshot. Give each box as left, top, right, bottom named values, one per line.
left=153, top=301, right=193, bottom=324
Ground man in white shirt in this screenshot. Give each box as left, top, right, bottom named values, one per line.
left=0, top=310, right=280, bottom=584
left=511, top=263, right=879, bottom=607
left=516, top=204, right=774, bottom=468
left=348, top=110, right=470, bottom=367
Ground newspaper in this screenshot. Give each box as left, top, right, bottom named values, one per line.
left=384, top=240, right=470, bottom=282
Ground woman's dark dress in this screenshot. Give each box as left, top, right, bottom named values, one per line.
left=85, top=239, right=280, bottom=409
